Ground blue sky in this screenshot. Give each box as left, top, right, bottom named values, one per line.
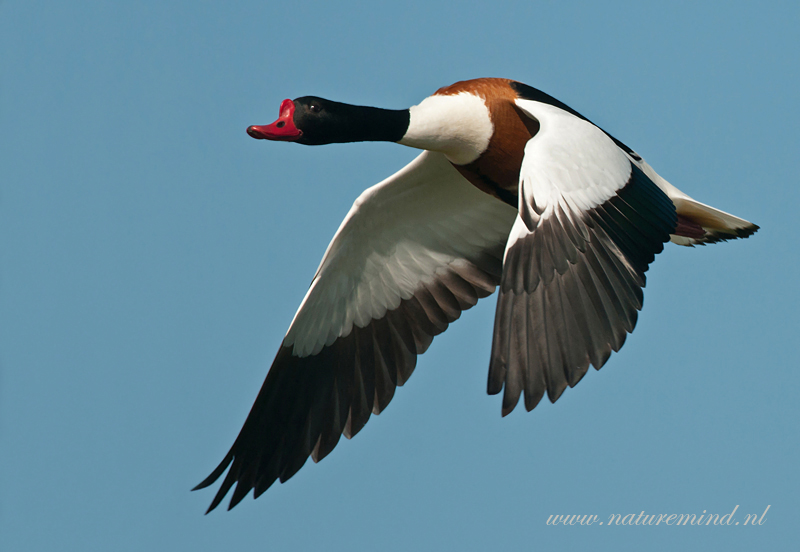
left=1, top=1, right=797, bottom=550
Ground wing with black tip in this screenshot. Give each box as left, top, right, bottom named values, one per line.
left=195, top=151, right=517, bottom=511
left=488, top=100, right=677, bottom=415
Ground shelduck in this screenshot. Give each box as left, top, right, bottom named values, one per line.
left=194, top=78, right=758, bottom=512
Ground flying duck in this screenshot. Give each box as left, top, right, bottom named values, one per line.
left=194, top=78, right=758, bottom=512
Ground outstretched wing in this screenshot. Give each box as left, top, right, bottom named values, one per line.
left=488, top=100, right=677, bottom=415
left=196, top=151, right=517, bottom=511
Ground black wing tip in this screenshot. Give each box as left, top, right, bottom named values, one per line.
left=194, top=258, right=504, bottom=512
left=202, top=472, right=257, bottom=514
left=192, top=451, right=237, bottom=514
left=204, top=486, right=229, bottom=514
left=227, top=480, right=253, bottom=511
left=193, top=450, right=233, bottom=492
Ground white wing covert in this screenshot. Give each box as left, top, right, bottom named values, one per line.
left=488, top=100, right=678, bottom=415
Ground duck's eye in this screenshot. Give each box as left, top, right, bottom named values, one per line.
left=309, top=103, right=321, bottom=113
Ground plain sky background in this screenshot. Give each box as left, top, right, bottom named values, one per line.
left=2, top=1, right=798, bottom=550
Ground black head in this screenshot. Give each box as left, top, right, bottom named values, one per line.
left=247, top=96, right=409, bottom=146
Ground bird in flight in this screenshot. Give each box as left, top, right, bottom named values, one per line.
left=194, top=78, right=757, bottom=512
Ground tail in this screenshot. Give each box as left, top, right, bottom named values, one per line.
left=628, top=155, right=759, bottom=246
left=669, top=196, right=759, bottom=246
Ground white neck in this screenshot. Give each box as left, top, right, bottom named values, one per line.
left=398, top=93, right=493, bottom=165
